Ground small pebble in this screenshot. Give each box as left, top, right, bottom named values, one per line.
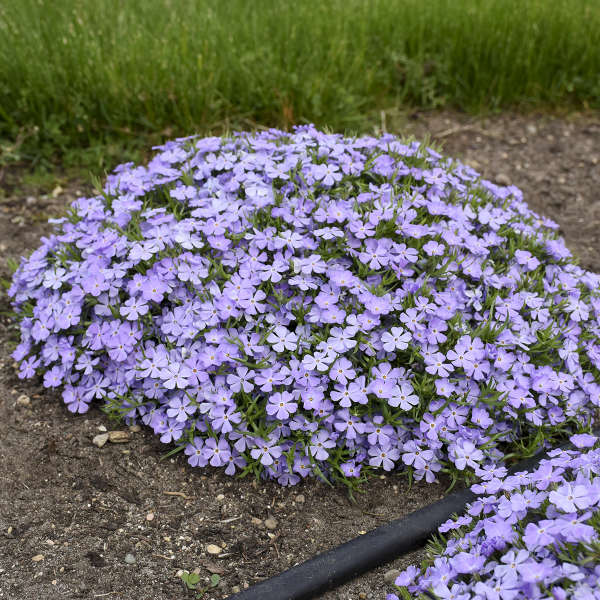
left=295, top=494, right=305, bottom=503
left=97, top=425, right=107, bottom=432
left=124, top=553, right=136, bottom=564
left=32, top=554, right=44, bottom=562
left=206, top=544, right=222, bottom=555
left=129, top=424, right=141, bottom=433
left=146, top=512, right=155, bottom=521
left=216, top=493, right=225, bottom=501
left=16, top=394, right=31, bottom=407
left=264, top=517, right=278, bottom=530
left=108, top=430, right=130, bottom=443
left=232, top=586, right=241, bottom=594
left=92, top=433, right=109, bottom=448
left=383, top=569, right=402, bottom=585
left=495, top=173, right=511, bottom=186
left=250, top=517, right=262, bottom=526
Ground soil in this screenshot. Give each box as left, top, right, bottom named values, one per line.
left=0, top=111, right=598, bottom=600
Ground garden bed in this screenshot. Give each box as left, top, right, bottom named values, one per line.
left=0, top=110, right=599, bottom=600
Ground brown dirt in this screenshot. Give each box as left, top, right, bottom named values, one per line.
left=0, top=111, right=598, bottom=600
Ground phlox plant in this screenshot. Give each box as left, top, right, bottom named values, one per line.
left=7, top=126, right=600, bottom=489
left=389, top=434, right=600, bottom=600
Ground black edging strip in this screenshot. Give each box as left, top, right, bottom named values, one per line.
left=226, top=431, right=600, bottom=600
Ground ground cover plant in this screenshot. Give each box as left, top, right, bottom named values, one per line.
left=1, top=0, right=600, bottom=166
left=389, top=434, right=600, bottom=600
left=8, top=126, right=600, bottom=493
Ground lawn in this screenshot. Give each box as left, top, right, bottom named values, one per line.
left=1, top=0, right=599, bottom=168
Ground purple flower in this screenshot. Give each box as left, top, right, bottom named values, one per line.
left=266, top=391, right=298, bottom=420
left=202, top=436, right=232, bottom=467
left=226, top=367, right=255, bottom=393
left=63, top=386, right=89, bottom=414
left=166, top=397, right=196, bottom=422
left=9, top=126, right=600, bottom=492
left=391, top=441, right=600, bottom=599
left=368, top=444, right=400, bottom=471
left=185, top=437, right=208, bottom=467
left=18, top=356, right=40, bottom=379
left=308, top=430, right=335, bottom=461
left=571, top=433, right=597, bottom=448
left=522, top=520, right=560, bottom=549
left=451, top=439, right=484, bottom=470
left=120, top=296, right=149, bottom=320
left=381, top=327, right=411, bottom=352
left=394, top=565, right=419, bottom=587
left=43, top=365, right=65, bottom=388
left=452, top=551, right=485, bottom=574
left=329, top=357, right=356, bottom=385
left=140, top=277, right=168, bottom=303
left=162, top=362, right=192, bottom=390
left=250, top=437, right=283, bottom=466
left=340, top=460, right=362, bottom=478
left=549, top=482, right=592, bottom=512
left=267, top=326, right=298, bottom=353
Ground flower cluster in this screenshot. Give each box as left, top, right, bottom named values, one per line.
left=389, top=434, right=600, bottom=600
left=8, top=126, right=600, bottom=486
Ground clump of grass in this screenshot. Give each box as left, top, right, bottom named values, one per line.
left=1, top=0, right=599, bottom=163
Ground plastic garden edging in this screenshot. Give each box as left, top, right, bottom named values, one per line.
left=226, top=431, right=600, bottom=600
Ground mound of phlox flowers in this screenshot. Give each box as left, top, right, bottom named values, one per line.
left=8, top=126, right=600, bottom=486
left=389, top=434, right=600, bottom=600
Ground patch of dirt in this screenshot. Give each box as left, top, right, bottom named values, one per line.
left=401, top=110, right=600, bottom=271
left=0, top=111, right=598, bottom=600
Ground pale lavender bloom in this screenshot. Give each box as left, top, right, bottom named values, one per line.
left=267, top=326, right=298, bottom=352
left=308, top=430, right=335, bottom=460
left=381, top=327, right=411, bottom=352
left=250, top=437, right=283, bottom=466
left=8, top=126, right=600, bottom=491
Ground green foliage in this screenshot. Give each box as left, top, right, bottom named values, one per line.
left=1, top=0, right=599, bottom=165
left=179, top=570, right=220, bottom=598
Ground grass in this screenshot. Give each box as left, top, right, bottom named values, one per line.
left=0, top=0, right=599, bottom=170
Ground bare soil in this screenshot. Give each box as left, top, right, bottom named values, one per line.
left=0, top=111, right=598, bottom=600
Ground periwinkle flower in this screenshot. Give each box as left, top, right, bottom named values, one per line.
left=391, top=440, right=600, bottom=600
left=7, top=126, right=600, bottom=489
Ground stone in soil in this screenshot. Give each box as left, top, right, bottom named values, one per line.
left=16, top=394, right=30, bottom=407
left=383, top=569, right=402, bottom=585
left=92, top=433, right=109, bottom=448
left=108, top=431, right=130, bottom=443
